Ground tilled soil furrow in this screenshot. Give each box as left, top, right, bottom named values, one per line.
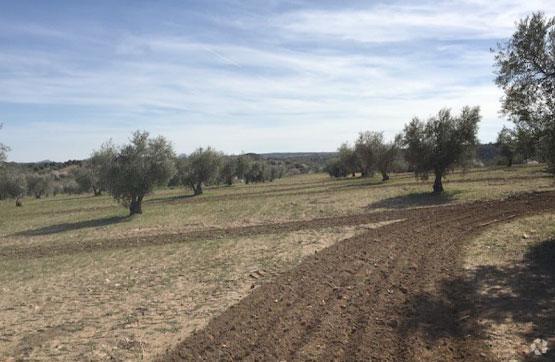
left=161, top=191, right=555, bottom=361
left=272, top=228, right=403, bottom=361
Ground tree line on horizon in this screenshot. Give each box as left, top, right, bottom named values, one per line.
left=0, top=11, right=553, bottom=214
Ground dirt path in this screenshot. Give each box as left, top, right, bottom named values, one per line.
left=161, top=191, right=555, bottom=361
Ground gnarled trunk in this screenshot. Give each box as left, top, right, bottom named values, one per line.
left=129, top=195, right=143, bottom=215
left=381, top=170, right=390, bottom=181
left=92, top=186, right=102, bottom=196
left=194, top=182, right=203, bottom=195
left=15, top=197, right=22, bottom=207
left=433, top=173, right=444, bottom=193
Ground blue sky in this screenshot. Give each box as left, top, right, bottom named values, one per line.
left=0, top=0, right=552, bottom=162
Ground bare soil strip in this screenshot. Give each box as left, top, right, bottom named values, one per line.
left=3, top=191, right=552, bottom=262
left=161, top=191, right=555, bottom=361
left=2, top=210, right=409, bottom=259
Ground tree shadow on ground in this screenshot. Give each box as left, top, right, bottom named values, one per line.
left=145, top=193, right=196, bottom=204
left=14, top=215, right=130, bottom=237
left=398, top=239, right=555, bottom=361
left=39, top=195, right=97, bottom=203
left=368, top=191, right=461, bottom=209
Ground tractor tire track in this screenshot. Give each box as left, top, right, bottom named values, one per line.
left=160, top=191, right=555, bottom=361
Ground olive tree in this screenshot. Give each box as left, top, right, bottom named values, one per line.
left=220, top=157, right=237, bottom=186
left=325, top=157, right=348, bottom=178
left=26, top=174, right=52, bottom=198
left=355, top=131, right=380, bottom=177
left=494, top=12, right=555, bottom=172
left=371, top=133, right=402, bottom=181
left=337, top=143, right=359, bottom=177
left=71, top=167, right=94, bottom=194
left=89, top=142, right=117, bottom=196
left=235, top=155, right=252, bottom=181
left=245, top=161, right=268, bottom=183
left=497, top=127, right=517, bottom=166
left=403, top=107, right=480, bottom=193
left=97, top=131, right=176, bottom=215
left=0, top=171, right=26, bottom=206
left=177, top=147, right=222, bottom=195
left=268, top=164, right=285, bottom=182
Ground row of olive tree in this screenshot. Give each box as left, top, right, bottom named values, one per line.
left=173, top=149, right=286, bottom=195
left=0, top=170, right=98, bottom=205
left=85, top=132, right=285, bottom=215
left=327, top=106, right=481, bottom=193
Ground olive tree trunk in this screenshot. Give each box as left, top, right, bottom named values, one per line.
left=381, top=170, right=390, bottom=181
left=129, top=195, right=144, bottom=215
left=194, top=182, right=203, bottom=195
left=433, top=172, right=444, bottom=193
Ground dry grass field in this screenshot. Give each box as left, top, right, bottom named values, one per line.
left=0, top=165, right=554, bottom=360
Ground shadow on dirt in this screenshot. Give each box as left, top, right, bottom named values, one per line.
left=368, top=191, right=461, bottom=209
left=145, top=193, right=197, bottom=204
left=14, top=215, right=130, bottom=236
left=399, top=239, right=555, bottom=360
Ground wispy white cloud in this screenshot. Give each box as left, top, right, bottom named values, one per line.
left=273, top=0, right=554, bottom=43
left=1, top=0, right=550, bottom=161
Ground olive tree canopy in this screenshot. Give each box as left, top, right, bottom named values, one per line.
left=370, top=133, right=402, bottom=181
left=89, top=143, right=117, bottom=196
left=220, top=157, right=237, bottom=186
left=403, top=106, right=480, bottom=193
left=337, top=143, right=358, bottom=177
left=355, top=131, right=381, bottom=177
left=96, top=131, right=176, bottom=215
left=494, top=12, right=555, bottom=171
left=26, top=174, right=52, bottom=199
left=0, top=171, right=26, bottom=206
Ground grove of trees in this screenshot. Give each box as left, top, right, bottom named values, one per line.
left=327, top=132, right=403, bottom=181
left=327, top=106, right=480, bottom=193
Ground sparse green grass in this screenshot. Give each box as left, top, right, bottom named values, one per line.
left=1, top=164, right=552, bottom=248
left=0, top=164, right=553, bottom=360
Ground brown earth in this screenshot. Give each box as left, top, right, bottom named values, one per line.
left=160, top=191, right=555, bottom=361
left=0, top=206, right=429, bottom=260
